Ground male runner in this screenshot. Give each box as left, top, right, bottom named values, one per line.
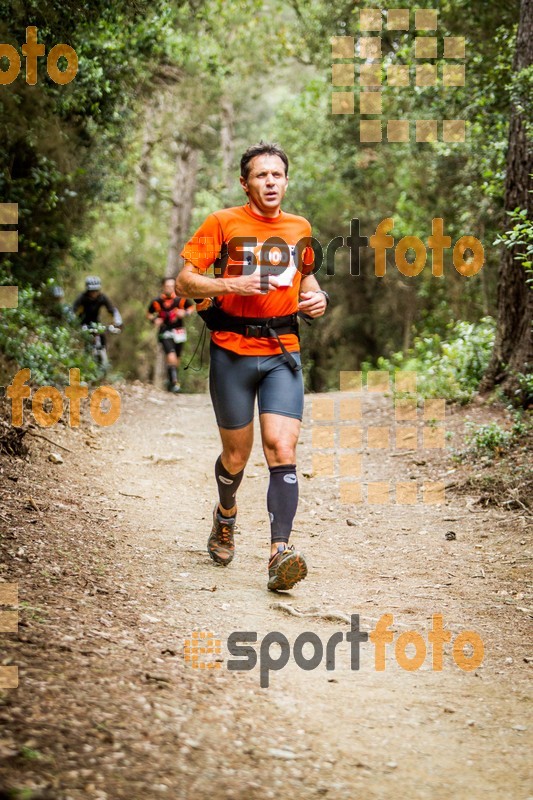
left=147, top=277, right=194, bottom=393
left=175, top=142, right=329, bottom=591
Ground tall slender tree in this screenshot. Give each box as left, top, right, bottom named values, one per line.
left=481, top=0, right=533, bottom=399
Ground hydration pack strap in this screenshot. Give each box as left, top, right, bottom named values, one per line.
left=196, top=303, right=302, bottom=372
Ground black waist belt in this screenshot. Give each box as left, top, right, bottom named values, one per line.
left=196, top=303, right=302, bottom=372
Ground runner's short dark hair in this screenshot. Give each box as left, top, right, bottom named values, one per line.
left=240, top=142, right=289, bottom=180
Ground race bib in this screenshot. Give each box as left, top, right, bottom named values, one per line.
left=240, top=241, right=299, bottom=287
left=161, top=328, right=187, bottom=343
left=171, top=328, right=187, bottom=343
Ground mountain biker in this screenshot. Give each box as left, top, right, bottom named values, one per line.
left=175, top=141, right=329, bottom=592
left=147, top=277, right=195, bottom=393
left=73, top=276, right=122, bottom=334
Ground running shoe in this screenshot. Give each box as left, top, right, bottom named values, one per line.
left=207, top=504, right=236, bottom=566
left=267, top=544, right=307, bottom=591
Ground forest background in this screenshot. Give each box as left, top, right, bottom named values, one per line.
left=0, top=0, right=531, bottom=403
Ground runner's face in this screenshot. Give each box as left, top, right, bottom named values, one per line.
left=163, top=280, right=175, bottom=297
left=240, top=154, right=288, bottom=217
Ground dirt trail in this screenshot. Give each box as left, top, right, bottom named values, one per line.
left=0, top=383, right=531, bottom=799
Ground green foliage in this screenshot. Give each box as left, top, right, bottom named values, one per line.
left=4, top=790, right=38, bottom=800
left=465, top=421, right=513, bottom=453
left=0, top=1, right=194, bottom=288
left=494, top=207, right=533, bottom=285
left=0, top=282, right=99, bottom=385
left=517, top=370, right=533, bottom=399
left=265, top=0, right=519, bottom=390
left=370, top=318, right=496, bottom=402
left=509, top=65, right=533, bottom=136
left=0, top=0, right=525, bottom=392
left=18, top=746, right=45, bottom=762
left=463, top=414, right=529, bottom=456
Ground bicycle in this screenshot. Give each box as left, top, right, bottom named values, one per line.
left=82, top=323, right=121, bottom=373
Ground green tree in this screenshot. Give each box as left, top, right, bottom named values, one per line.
left=481, top=0, right=533, bottom=401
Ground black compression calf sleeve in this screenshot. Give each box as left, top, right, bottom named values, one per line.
left=267, top=464, right=298, bottom=544
left=168, top=365, right=178, bottom=384
left=215, top=454, right=244, bottom=511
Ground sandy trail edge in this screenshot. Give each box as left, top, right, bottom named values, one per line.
left=0, top=383, right=531, bottom=800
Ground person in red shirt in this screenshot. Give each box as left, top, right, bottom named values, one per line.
left=176, top=142, right=329, bottom=591
left=147, top=277, right=194, bottom=393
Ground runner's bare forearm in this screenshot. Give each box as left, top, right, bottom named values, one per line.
left=175, top=261, right=238, bottom=298
left=175, top=260, right=280, bottom=298
left=300, top=274, right=321, bottom=294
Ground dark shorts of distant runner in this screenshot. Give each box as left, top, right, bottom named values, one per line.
left=158, top=329, right=186, bottom=357
left=159, top=337, right=184, bottom=357
left=209, top=341, right=304, bottom=430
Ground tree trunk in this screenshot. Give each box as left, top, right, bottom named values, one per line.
left=134, top=104, right=157, bottom=209
left=481, top=0, right=533, bottom=400
left=478, top=221, right=491, bottom=316
left=153, top=143, right=199, bottom=390
left=220, top=96, right=234, bottom=192
left=166, top=143, right=199, bottom=277
left=153, top=339, right=167, bottom=392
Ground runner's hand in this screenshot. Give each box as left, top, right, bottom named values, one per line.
left=154, top=317, right=164, bottom=328
left=228, top=273, right=280, bottom=296
left=298, top=291, right=327, bottom=317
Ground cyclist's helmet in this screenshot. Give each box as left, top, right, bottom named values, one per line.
left=85, top=276, right=102, bottom=291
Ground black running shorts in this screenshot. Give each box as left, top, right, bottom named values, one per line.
left=160, top=337, right=184, bottom=357
left=209, top=341, right=304, bottom=430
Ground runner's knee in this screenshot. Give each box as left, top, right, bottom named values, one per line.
left=222, top=450, right=249, bottom=473
left=263, top=442, right=296, bottom=466
left=221, top=437, right=252, bottom=472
